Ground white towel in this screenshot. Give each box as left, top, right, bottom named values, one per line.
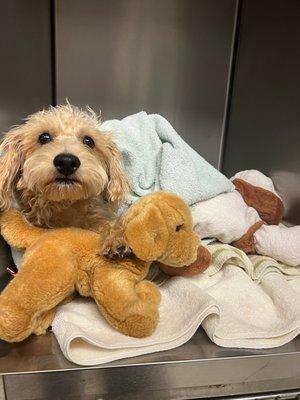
left=192, top=191, right=261, bottom=243
left=52, top=244, right=300, bottom=366
left=254, top=224, right=300, bottom=266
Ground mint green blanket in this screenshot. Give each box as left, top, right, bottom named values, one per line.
left=102, top=112, right=234, bottom=206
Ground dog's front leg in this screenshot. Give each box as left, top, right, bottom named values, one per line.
left=99, top=216, right=132, bottom=258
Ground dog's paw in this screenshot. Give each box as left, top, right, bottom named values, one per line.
left=100, top=242, right=132, bottom=259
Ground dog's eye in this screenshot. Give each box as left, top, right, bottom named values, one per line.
left=82, top=136, right=95, bottom=148
left=38, top=132, right=52, bottom=145
left=176, top=224, right=183, bottom=232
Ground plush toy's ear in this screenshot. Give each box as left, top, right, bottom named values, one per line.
left=125, top=203, right=169, bottom=262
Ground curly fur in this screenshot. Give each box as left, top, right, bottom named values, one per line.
left=0, top=104, right=129, bottom=231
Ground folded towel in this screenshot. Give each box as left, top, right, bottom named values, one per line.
left=52, top=279, right=217, bottom=366
left=197, top=266, right=300, bottom=349
left=101, top=112, right=234, bottom=206
left=52, top=244, right=300, bottom=365
left=250, top=254, right=300, bottom=281
left=206, top=243, right=300, bottom=283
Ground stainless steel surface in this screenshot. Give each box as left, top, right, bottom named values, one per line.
left=0, top=0, right=52, bottom=134
left=1, top=329, right=300, bottom=399
left=0, top=378, right=5, bottom=400
left=220, top=392, right=300, bottom=400
left=222, top=0, right=300, bottom=225
left=55, top=0, right=236, bottom=166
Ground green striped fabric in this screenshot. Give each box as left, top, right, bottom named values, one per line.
left=147, top=243, right=300, bottom=286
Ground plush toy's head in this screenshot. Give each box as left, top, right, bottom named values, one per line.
left=124, top=192, right=200, bottom=268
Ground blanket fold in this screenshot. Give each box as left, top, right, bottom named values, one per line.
left=101, top=112, right=234, bottom=206
left=52, top=244, right=300, bottom=366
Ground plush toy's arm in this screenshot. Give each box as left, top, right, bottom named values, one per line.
left=0, top=209, right=45, bottom=249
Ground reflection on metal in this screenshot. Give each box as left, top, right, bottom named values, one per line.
left=222, top=391, right=300, bottom=400
left=0, top=378, right=5, bottom=400
left=1, top=329, right=300, bottom=399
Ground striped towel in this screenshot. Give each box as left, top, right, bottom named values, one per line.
left=148, top=243, right=300, bottom=285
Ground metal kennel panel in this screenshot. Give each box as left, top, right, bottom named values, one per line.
left=0, top=0, right=53, bottom=291
left=222, top=0, right=300, bottom=225
left=0, top=0, right=52, bottom=135
left=55, top=0, right=237, bottom=167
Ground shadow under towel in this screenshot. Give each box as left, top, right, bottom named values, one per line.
left=101, top=112, right=234, bottom=207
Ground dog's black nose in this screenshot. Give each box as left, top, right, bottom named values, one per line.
left=53, top=153, right=81, bottom=176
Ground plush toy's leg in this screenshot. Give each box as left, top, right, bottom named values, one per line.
left=92, top=259, right=161, bottom=338
left=33, top=308, right=56, bottom=335
left=0, top=253, right=76, bottom=342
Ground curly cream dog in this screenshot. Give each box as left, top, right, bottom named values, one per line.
left=0, top=105, right=129, bottom=238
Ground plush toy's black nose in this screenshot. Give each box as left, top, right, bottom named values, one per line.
left=53, top=153, right=81, bottom=176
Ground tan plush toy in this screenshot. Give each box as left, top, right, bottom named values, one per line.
left=0, top=192, right=211, bottom=343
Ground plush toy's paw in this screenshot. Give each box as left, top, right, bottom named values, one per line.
left=97, top=280, right=161, bottom=338
left=0, top=303, right=32, bottom=343
left=122, top=312, right=159, bottom=338
left=120, top=281, right=161, bottom=338
left=33, top=309, right=56, bottom=335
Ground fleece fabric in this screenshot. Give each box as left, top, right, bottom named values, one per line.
left=101, top=112, right=234, bottom=207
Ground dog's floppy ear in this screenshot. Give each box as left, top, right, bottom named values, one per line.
left=0, top=127, right=24, bottom=210
left=103, top=135, right=130, bottom=206
left=125, top=203, right=169, bottom=261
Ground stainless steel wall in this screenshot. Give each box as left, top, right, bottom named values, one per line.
left=0, top=0, right=52, bottom=134
left=55, top=0, right=237, bottom=166
left=223, top=0, right=300, bottom=225
left=0, top=0, right=52, bottom=281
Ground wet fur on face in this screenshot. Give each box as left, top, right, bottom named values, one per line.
left=0, top=105, right=129, bottom=228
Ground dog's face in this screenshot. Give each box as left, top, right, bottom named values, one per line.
left=0, top=105, right=129, bottom=208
